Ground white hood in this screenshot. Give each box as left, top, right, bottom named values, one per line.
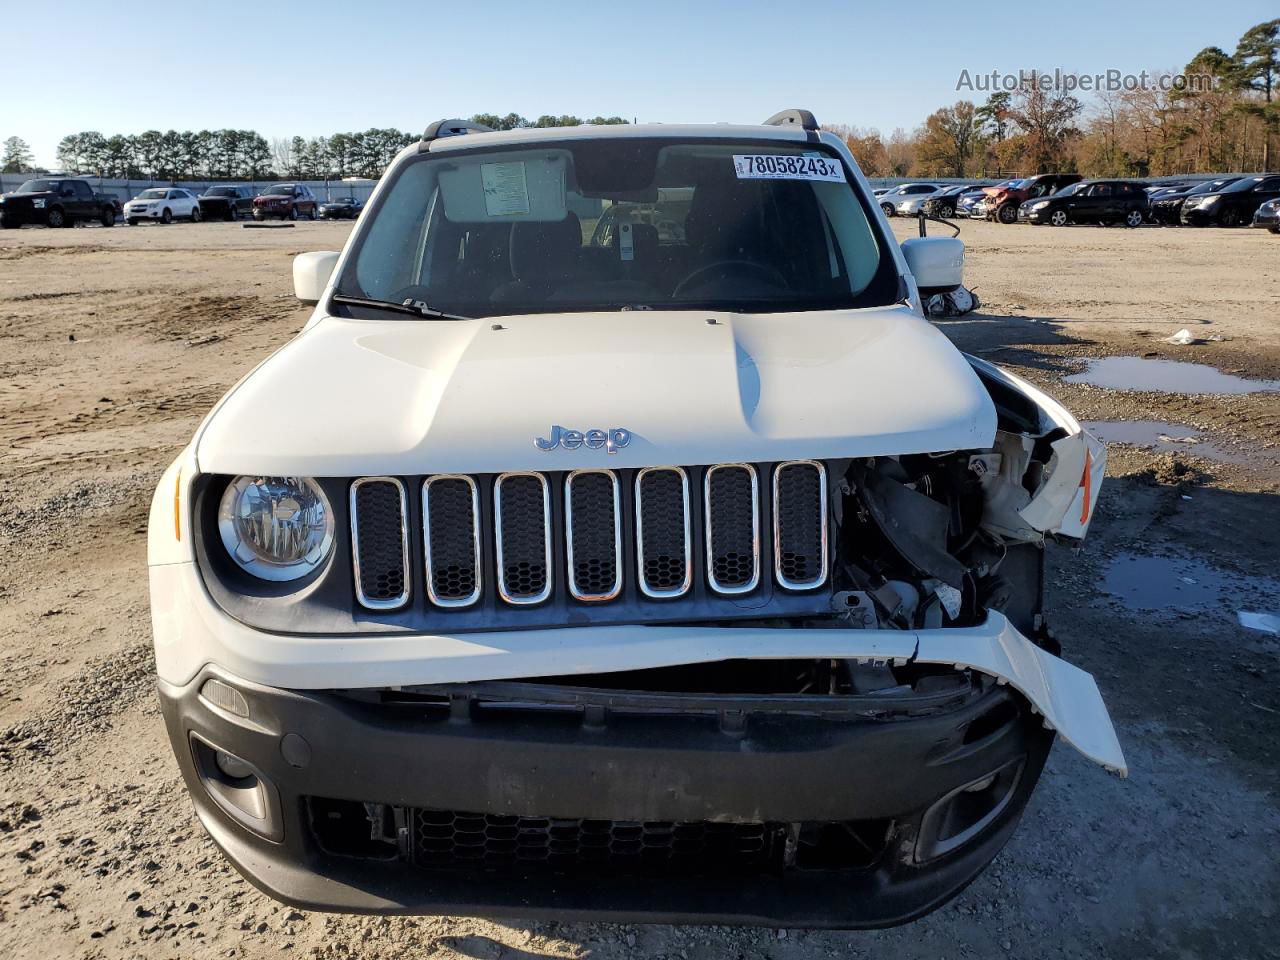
left=195, top=306, right=997, bottom=476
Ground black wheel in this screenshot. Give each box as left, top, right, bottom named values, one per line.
left=191, top=205, right=202, bottom=223
left=1049, top=209, right=1069, bottom=227
left=289, top=206, right=298, bottom=221
left=880, top=202, right=895, bottom=217
left=46, top=207, right=66, bottom=228
left=127, top=218, right=139, bottom=226
left=997, top=203, right=1018, bottom=224
left=307, top=206, right=317, bottom=221
left=1220, top=208, right=1242, bottom=227
left=160, top=208, right=172, bottom=224
left=227, top=206, right=238, bottom=222
left=100, top=207, right=115, bottom=227
left=1124, top=209, right=1144, bottom=228
left=0, top=217, right=20, bottom=229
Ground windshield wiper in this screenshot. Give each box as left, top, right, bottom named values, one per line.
left=329, top=294, right=472, bottom=321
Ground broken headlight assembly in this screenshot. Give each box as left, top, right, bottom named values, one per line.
left=217, top=476, right=335, bottom=581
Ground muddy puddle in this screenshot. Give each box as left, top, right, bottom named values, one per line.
left=1084, top=420, right=1271, bottom=466
left=1065, top=356, right=1280, bottom=394
left=1101, top=553, right=1280, bottom=618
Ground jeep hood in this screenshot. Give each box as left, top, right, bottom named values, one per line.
left=195, top=306, right=997, bottom=476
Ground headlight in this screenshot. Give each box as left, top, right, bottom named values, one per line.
left=1200, top=195, right=1220, bottom=206
left=218, top=476, right=334, bottom=581
left=1032, top=200, right=1050, bottom=210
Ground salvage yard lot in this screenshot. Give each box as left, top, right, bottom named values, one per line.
left=1, top=219, right=1279, bottom=959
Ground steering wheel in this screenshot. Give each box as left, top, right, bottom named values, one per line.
left=672, top=259, right=789, bottom=299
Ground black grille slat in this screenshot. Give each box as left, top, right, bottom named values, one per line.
left=495, top=473, right=551, bottom=604
left=636, top=468, right=690, bottom=597
left=774, top=461, right=828, bottom=590
left=566, top=471, right=621, bottom=601
left=350, top=479, right=408, bottom=609
left=705, top=465, right=759, bottom=593
left=423, top=476, right=480, bottom=606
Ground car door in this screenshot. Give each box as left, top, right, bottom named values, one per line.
left=1085, top=182, right=1115, bottom=221
left=70, top=180, right=95, bottom=219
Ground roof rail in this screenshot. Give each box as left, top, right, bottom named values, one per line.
left=763, top=109, right=819, bottom=132
left=418, top=118, right=494, bottom=152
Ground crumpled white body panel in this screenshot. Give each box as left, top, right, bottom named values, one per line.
left=149, top=561, right=1125, bottom=776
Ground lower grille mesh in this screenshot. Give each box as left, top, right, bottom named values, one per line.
left=412, top=809, right=775, bottom=874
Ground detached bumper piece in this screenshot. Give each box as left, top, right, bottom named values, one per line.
left=160, top=666, right=1054, bottom=927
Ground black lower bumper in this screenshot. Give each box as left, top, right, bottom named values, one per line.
left=159, top=667, right=1053, bottom=928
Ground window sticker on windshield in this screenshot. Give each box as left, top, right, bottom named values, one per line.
left=733, top=155, right=845, bottom=182
left=481, top=161, right=530, bottom=216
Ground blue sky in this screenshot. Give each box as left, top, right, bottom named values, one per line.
left=9, top=0, right=1276, bottom=168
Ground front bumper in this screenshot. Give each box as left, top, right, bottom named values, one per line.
left=1253, top=209, right=1279, bottom=229
left=160, top=663, right=1054, bottom=927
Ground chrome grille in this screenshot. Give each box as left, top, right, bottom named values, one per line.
left=704, top=464, right=759, bottom=594
left=773, top=460, right=829, bottom=590
left=422, top=475, right=481, bottom=607
left=349, top=478, right=409, bottom=609
left=495, top=472, right=552, bottom=604
left=350, top=461, right=831, bottom=611
left=565, top=470, right=622, bottom=602
left=635, top=467, right=692, bottom=598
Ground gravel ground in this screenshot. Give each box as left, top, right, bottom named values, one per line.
left=1, top=217, right=1278, bottom=959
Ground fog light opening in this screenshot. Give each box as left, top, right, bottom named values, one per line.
left=215, top=749, right=255, bottom=780
left=916, top=759, right=1025, bottom=862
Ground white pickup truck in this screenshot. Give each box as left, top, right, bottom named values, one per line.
left=148, top=111, right=1123, bottom=929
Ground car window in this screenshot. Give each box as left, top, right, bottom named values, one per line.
left=1259, top=178, right=1280, bottom=192
left=74, top=181, right=92, bottom=199
left=341, top=138, right=895, bottom=317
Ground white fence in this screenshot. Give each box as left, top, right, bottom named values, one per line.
left=0, top=174, right=379, bottom=206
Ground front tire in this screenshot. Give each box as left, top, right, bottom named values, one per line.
left=1220, top=208, right=1242, bottom=227
left=1049, top=209, right=1068, bottom=227
left=227, top=206, right=239, bottom=222
left=160, top=208, right=172, bottom=225
left=997, top=203, right=1018, bottom=224
left=289, top=206, right=298, bottom=221
left=1124, top=209, right=1144, bottom=228
left=1269, top=225, right=1280, bottom=235
left=938, top=202, right=955, bottom=218
left=880, top=202, right=895, bottom=217
left=191, top=205, right=202, bottom=223
left=100, top=207, right=115, bottom=227
left=127, top=218, right=139, bottom=226
left=308, top=206, right=317, bottom=221
left=46, top=207, right=66, bottom=228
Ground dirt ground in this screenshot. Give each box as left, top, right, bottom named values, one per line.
left=1, top=216, right=1279, bottom=959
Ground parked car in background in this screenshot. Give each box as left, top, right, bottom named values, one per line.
left=0, top=177, right=118, bottom=228
left=921, top=183, right=992, bottom=218
left=1149, top=177, right=1240, bottom=225
left=979, top=174, right=1083, bottom=223
left=199, top=185, right=256, bottom=221
left=253, top=183, right=318, bottom=220
left=1181, top=175, right=1280, bottom=227
left=1253, top=197, right=1280, bottom=234
left=1019, top=179, right=1148, bottom=227
left=125, top=187, right=202, bottom=225
left=877, top=183, right=942, bottom=216
left=317, top=196, right=364, bottom=219
left=957, top=179, right=1015, bottom=218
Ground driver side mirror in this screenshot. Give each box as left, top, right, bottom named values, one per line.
left=900, top=236, right=964, bottom=297
left=293, top=251, right=340, bottom=304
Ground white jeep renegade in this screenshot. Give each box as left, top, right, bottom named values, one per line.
left=148, top=111, right=1123, bottom=929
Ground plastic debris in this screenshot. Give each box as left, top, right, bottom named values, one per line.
left=1164, top=328, right=1196, bottom=345
left=1237, top=611, right=1280, bottom=636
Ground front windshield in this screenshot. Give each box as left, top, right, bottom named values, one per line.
left=1219, top=177, right=1263, bottom=194
left=265, top=184, right=295, bottom=195
left=205, top=187, right=237, bottom=197
left=339, top=138, right=894, bottom=317
left=17, top=179, right=60, bottom=193
left=1056, top=182, right=1089, bottom=197
left=1004, top=179, right=1028, bottom=190
left=137, top=189, right=167, bottom=200
left=1190, top=178, right=1236, bottom=195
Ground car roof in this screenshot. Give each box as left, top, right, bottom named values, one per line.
left=425, top=122, right=816, bottom=155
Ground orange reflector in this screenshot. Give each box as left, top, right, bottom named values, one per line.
left=1079, top=451, right=1092, bottom=525
left=174, top=468, right=183, bottom=541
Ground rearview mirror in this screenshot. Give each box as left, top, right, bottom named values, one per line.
left=900, top=236, right=965, bottom=297
left=293, top=251, right=340, bottom=304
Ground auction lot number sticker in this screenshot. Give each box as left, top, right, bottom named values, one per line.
left=733, top=154, right=845, bottom=182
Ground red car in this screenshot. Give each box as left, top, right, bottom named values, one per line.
left=978, top=174, right=1082, bottom=224
left=252, top=183, right=318, bottom=220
